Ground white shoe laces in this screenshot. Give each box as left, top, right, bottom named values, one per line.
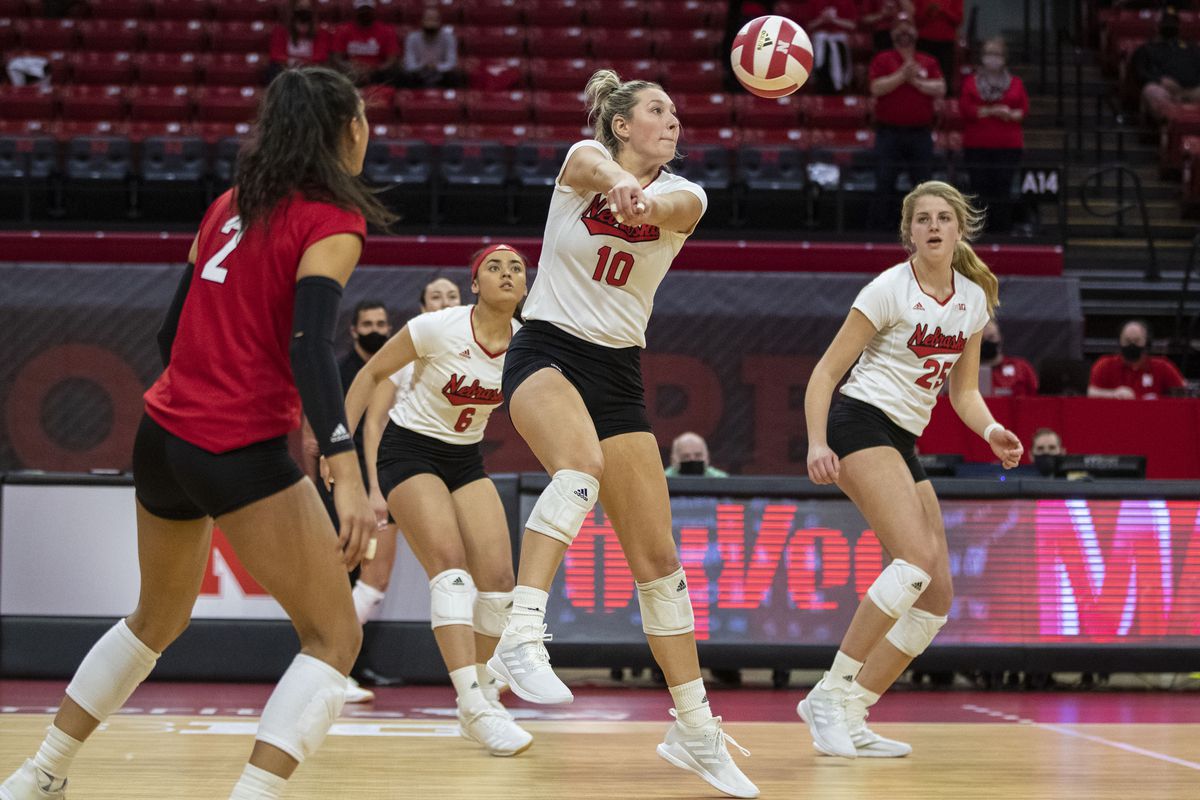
left=512, top=624, right=553, bottom=668
left=669, top=710, right=752, bottom=759
left=814, top=685, right=850, bottom=726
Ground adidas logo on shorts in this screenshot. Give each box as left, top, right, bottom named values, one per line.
left=574, top=487, right=589, bottom=501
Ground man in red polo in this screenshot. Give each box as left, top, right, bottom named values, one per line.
left=867, top=14, right=945, bottom=229
left=1088, top=320, right=1185, bottom=399
left=332, top=0, right=401, bottom=86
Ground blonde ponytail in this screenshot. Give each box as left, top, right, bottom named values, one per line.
left=583, top=68, right=663, bottom=157
left=900, top=180, right=1000, bottom=314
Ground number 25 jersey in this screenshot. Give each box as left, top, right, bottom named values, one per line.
left=144, top=189, right=366, bottom=453
left=522, top=139, right=707, bottom=349
left=839, top=261, right=990, bottom=436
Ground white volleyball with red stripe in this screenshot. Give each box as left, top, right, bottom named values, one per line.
left=730, top=15, right=814, bottom=98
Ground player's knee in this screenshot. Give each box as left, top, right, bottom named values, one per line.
left=636, top=567, right=694, bottom=637
left=885, top=607, right=948, bottom=658
left=525, top=469, right=599, bottom=546
left=866, top=558, right=933, bottom=619
left=127, top=605, right=192, bottom=652
left=430, top=568, right=475, bottom=629
left=296, top=615, right=362, bottom=674
left=919, top=572, right=954, bottom=616
left=638, top=553, right=683, bottom=585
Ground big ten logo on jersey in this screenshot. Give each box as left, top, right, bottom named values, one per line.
left=908, top=322, right=966, bottom=391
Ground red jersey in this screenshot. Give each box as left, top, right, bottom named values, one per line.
left=269, top=25, right=332, bottom=67
left=870, top=49, right=941, bottom=127
left=914, top=0, right=962, bottom=42
left=960, top=73, right=1028, bottom=150
left=332, top=21, right=399, bottom=68
left=1089, top=354, right=1186, bottom=399
left=144, top=190, right=366, bottom=452
left=983, top=355, right=1038, bottom=397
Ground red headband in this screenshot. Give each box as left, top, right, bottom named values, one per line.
left=471, top=243, right=521, bottom=280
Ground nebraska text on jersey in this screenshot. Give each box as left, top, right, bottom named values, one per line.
left=907, top=323, right=967, bottom=358
left=581, top=194, right=662, bottom=242
left=442, top=374, right=504, bottom=407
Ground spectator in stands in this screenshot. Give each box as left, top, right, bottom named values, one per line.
left=665, top=432, right=729, bottom=477
left=914, top=0, right=962, bottom=93
left=1133, top=8, right=1200, bottom=124
left=979, top=319, right=1038, bottom=397
left=332, top=0, right=402, bottom=87
left=402, top=7, right=461, bottom=89
left=269, top=0, right=332, bottom=80
left=1088, top=319, right=1186, bottom=399
left=1030, top=427, right=1064, bottom=476
left=867, top=15, right=945, bottom=229
left=960, top=37, right=1028, bottom=235
left=804, top=2, right=859, bottom=94
left=5, top=53, right=49, bottom=87
left=860, top=0, right=911, bottom=54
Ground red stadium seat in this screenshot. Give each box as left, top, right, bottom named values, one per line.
left=607, top=58, right=659, bottom=84
left=208, top=21, right=271, bottom=53
left=195, top=86, right=261, bottom=123
left=56, top=122, right=130, bottom=143
left=802, top=95, right=871, bottom=129
left=395, top=88, right=467, bottom=124
left=525, top=0, right=585, bottom=27
left=360, top=84, right=397, bottom=119
left=0, top=85, right=56, bottom=121
left=0, top=18, right=16, bottom=51
left=1161, top=105, right=1200, bottom=171
left=937, top=98, right=963, bottom=131
left=460, top=0, right=523, bottom=26
left=87, top=0, right=148, bottom=19
left=60, top=85, right=126, bottom=122
left=45, top=50, right=72, bottom=84
left=589, top=28, right=654, bottom=59
left=685, top=126, right=740, bottom=147
left=652, top=28, right=721, bottom=60
left=462, top=56, right=527, bottom=91
left=78, top=19, right=142, bottom=51
left=395, top=122, right=478, bottom=146
left=135, top=52, right=203, bottom=85
left=934, top=130, right=962, bottom=154
left=0, top=0, right=30, bottom=14
left=673, top=93, right=734, bottom=128
left=70, top=51, right=137, bottom=86
left=203, top=52, right=267, bottom=85
left=581, top=0, right=646, bottom=26
left=129, top=85, right=194, bottom=122
left=313, top=0, right=344, bottom=24
left=738, top=127, right=806, bottom=147
left=473, top=122, right=537, bottom=146
left=368, top=122, right=404, bottom=140
left=661, top=60, right=722, bottom=93
left=412, top=0, right=462, bottom=25
left=808, top=127, right=876, bottom=160
left=645, top=0, right=719, bottom=30
left=143, top=21, right=208, bottom=52
left=211, top=0, right=277, bottom=22
left=734, top=95, right=803, bottom=128
left=149, top=0, right=212, bottom=20
left=195, top=121, right=252, bottom=143
left=524, top=27, right=588, bottom=58
left=465, top=89, right=532, bottom=123
left=127, top=120, right=193, bottom=142
left=1104, top=9, right=1160, bottom=41
left=527, top=57, right=595, bottom=91
left=16, top=18, right=79, bottom=50
left=457, top=25, right=526, bottom=58
left=531, top=91, right=587, bottom=125
left=529, top=123, right=591, bottom=143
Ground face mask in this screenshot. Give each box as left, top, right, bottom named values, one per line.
left=355, top=9, right=375, bottom=26
left=893, top=33, right=915, bottom=49
left=1121, top=343, right=1145, bottom=363
left=980, top=340, right=1000, bottom=361
left=293, top=9, right=312, bottom=23
left=357, top=331, right=388, bottom=354
left=1034, top=454, right=1057, bottom=477
left=423, top=24, right=439, bottom=34
left=677, top=460, right=707, bottom=476
left=982, top=54, right=1004, bottom=70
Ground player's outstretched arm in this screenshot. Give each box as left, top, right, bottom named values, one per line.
left=641, top=190, right=704, bottom=235
left=805, top=309, right=877, bottom=484
left=949, top=331, right=1024, bottom=468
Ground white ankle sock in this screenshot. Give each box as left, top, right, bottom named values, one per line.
left=669, top=677, right=713, bottom=727
left=450, top=665, right=488, bottom=713
left=850, top=681, right=882, bottom=707
left=229, top=763, right=287, bottom=800
left=32, top=725, right=82, bottom=781
left=508, top=586, right=548, bottom=631
left=351, top=581, right=386, bottom=626
left=476, top=663, right=499, bottom=692
left=820, top=650, right=865, bottom=692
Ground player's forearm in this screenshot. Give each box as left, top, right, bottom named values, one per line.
left=804, top=368, right=839, bottom=447
left=950, top=388, right=997, bottom=438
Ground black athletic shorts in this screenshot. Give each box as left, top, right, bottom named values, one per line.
left=133, top=413, right=305, bottom=520
left=827, top=395, right=928, bottom=483
left=501, top=320, right=651, bottom=441
left=376, top=421, right=487, bottom=497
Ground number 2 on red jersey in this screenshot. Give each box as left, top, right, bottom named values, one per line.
left=200, top=216, right=244, bottom=284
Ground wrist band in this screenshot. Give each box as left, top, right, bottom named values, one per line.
left=983, top=422, right=1004, bottom=441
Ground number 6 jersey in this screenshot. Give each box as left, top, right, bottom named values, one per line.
left=521, top=139, right=708, bottom=349
left=839, top=261, right=991, bottom=436
left=387, top=305, right=520, bottom=445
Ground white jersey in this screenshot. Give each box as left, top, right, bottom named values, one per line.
left=387, top=305, right=519, bottom=445
left=840, top=261, right=991, bottom=436
left=522, top=139, right=708, bottom=348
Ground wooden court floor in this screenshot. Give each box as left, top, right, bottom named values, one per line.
left=2, top=713, right=1198, bottom=799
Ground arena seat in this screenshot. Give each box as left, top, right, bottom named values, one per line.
left=210, top=0, right=277, bottom=22
left=362, top=138, right=435, bottom=222
left=645, top=0, right=721, bottom=30
left=661, top=60, right=722, bottom=93
left=16, top=18, right=79, bottom=50
left=135, top=52, right=202, bottom=86
left=194, top=86, right=260, bottom=124
left=673, top=92, right=734, bottom=128
left=686, top=126, right=741, bottom=147
left=525, top=0, right=585, bottom=27
left=457, top=25, right=526, bottom=58
left=84, top=0, right=147, bottom=19
left=142, top=20, right=208, bottom=52
left=588, top=28, right=654, bottom=59
left=461, top=56, right=527, bottom=91
left=607, top=58, right=660, bottom=85
left=0, top=18, right=15, bottom=50
left=129, top=85, right=193, bottom=122
left=465, top=89, right=532, bottom=124
left=530, top=91, right=586, bottom=125
left=137, top=134, right=208, bottom=219
left=801, top=95, right=872, bottom=129
left=734, top=94, right=803, bottom=128
left=524, top=27, right=588, bottom=58
left=69, top=51, right=136, bottom=86
left=527, top=58, right=595, bottom=91
left=651, top=28, right=721, bottom=60
left=202, top=52, right=266, bottom=86
left=77, top=19, right=142, bottom=51
left=0, top=86, right=57, bottom=121
left=208, top=21, right=271, bottom=53
left=149, top=0, right=212, bottom=21
left=396, top=88, right=467, bottom=125
left=581, top=0, right=646, bottom=26
left=460, top=0, right=524, bottom=27
left=60, top=85, right=126, bottom=122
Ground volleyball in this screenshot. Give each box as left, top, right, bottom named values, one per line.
left=730, top=15, right=814, bottom=98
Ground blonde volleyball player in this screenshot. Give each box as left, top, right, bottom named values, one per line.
left=339, top=246, right=532, bottom=756
left=482, top=70, right=758, bottom=798
left=349, top=277, right=462, bottom=630
left=800, top=181, right=1024, bottom=759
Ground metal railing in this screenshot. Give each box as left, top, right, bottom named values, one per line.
left=1079, top=164, right=1159, bottom=280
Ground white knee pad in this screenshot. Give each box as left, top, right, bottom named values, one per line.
left=866, top=558, right=932, bottom=619
left=256, top=654, right=345, bottom=763
left=885, top=607, right=949, bottom=658
left=65, top=618, right=159, bottom=722
left=636, top=567, right=695, bottom=637
left=524, top=469, right=599, bottom=546
left=429, top=568, right=475, bottom=629
left=473, top=590, right=512, bottom=638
